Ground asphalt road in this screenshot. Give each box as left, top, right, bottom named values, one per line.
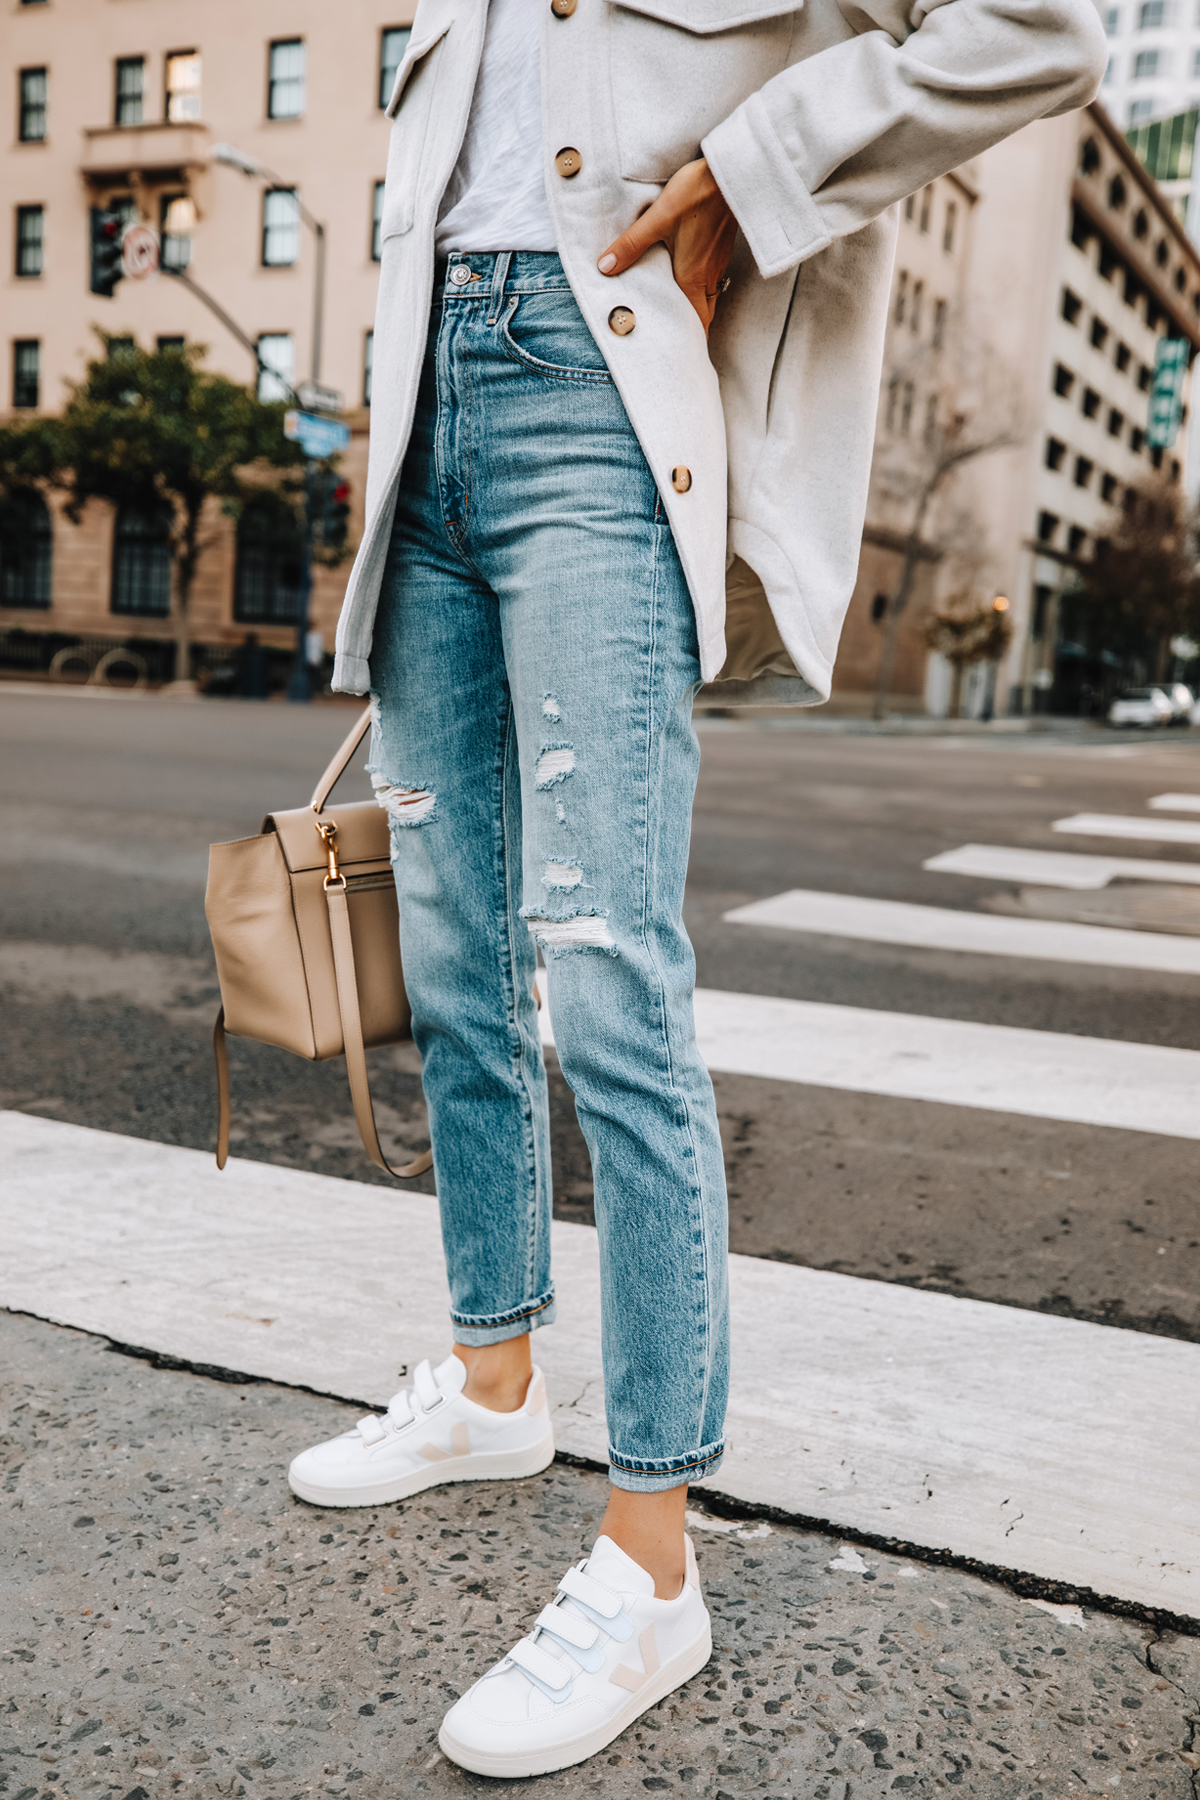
left=4, top=685, right=1200, bottom=1343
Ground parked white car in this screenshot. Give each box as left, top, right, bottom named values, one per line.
left=1107, top=687, right=1174, bottom=728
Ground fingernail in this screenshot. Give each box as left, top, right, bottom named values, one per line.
left=597, top=253, right=617, bottom=274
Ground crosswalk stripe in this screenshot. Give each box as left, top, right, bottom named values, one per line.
left=3, top=1109, right=1196, bottom=1620
left=1149, top=794, right=1200, bottom=812
left=721, top=887, right=1200, bottom=974
left=924, top=842, right=1200, bottom=889
left=535, top=976, right=1200, bottom=1139
left=1054, top=812, right=1200, bottom=845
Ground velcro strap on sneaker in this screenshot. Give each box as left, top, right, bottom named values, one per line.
left=534, top=1600, right=598, bottom=1651
left=508, top=1636, right=572, bottom=1692
left=412, top=1359, right=441, bottom=1412
left=559, top=1564, right=622, bottom=1618
left=357, top=1416, right=387, bottom=1447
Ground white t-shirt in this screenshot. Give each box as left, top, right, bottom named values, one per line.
left=435, top=0, right=557, bottom=255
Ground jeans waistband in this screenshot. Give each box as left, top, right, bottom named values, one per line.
left=434, top=250, right=570, bottom=305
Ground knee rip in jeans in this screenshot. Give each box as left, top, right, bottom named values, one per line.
left=542, top=858, right=583, bottom=889
left=535, top=744, right=574, bottom=789
left=370, top=771, right=436, bottom=826
left=521, top=906, right=616, bottom=953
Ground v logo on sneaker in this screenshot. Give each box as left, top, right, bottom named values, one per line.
left=418, top=1420, right=471, bottom=1462
left=610, top=1623, right=660, bottom=1692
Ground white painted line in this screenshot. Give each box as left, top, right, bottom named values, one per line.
left=1149, top=793, right=1200, bottom=812
left=1054, top=812, right=1200, bottom=845
left=538, top=977, right=1200, bottom=1140
left=923, top=843, right=1200, bottom=890
left=721, top=887, right=1200, bottom=975
left=3, top=1109, right=1196, bottom=1619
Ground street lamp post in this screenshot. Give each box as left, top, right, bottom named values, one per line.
left=211, top=143, right=330, bottom=700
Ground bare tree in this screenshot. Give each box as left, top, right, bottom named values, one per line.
left=923, top=590, right=1014, bottom=719
left=869, top=327, right=1023, bottom=719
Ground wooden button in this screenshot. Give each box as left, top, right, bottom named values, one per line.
left=608, top=306, right=636, bottom=336
left=554, top=147, right=582, bottom=179
left=551, top=0, right=577, bottom=15
left=671, top=466, right=692, bottom=493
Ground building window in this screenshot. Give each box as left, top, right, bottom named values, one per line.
left=0, top=489, right=52, bottom=608
left=1137, top=362, right=1153, bottom=390
left=159, top=193, right=194, bottom=271
left=1037, top=511, right=1059, bottom=543
left=932, top=298, right=947, bottom=348
left=156, top=335, right=185, bottom=352
left=18, top=68, right=47, bottom=142
left=943, top=202, right=957, bottom=252
left=904, top=193, right=915, bottom=221
left=256, top=333, right=294, bottom=402
left=1082, top=386, right=1101, bottom=418
left=1101, top=472, right=1118, bottom=501
left=371, top=180, right=385, bottom=261
left=1090, top=318, right=1109, bottom=350
left=1062, top=287, right=1083, bottom=325
left=1105, top=4, right=1120, bottom=27
left=111, top=503, right=172, bottom=616
left=1107, top=407, right=1124, bottom=436
left=1134, top=48, right=1160, bottom=75
left=911, top=279, right=923, bottom=333
left=1130, top=424, right=1145, bottom=451
left=918, top=186, right=931, bottom=232
left=268, top=39, right=306, bottom=119
left=1139, top=0, right=1169, bottom=24
left=900, top=381, right=914, bottom=435
left=165, top=51, right=202, bottom=122
left=364, top=329, right=374, bottom=407
left=1108, top=175, right=1126, bottom=210
left=233, top=491, right=303, bottom=624
left=262, top=188, right=301, bottom=266
left=12, top=340, right=39, bottom=408
left=871, top=593, right=888, bottom=623
left=15, top=205, right=44, bottom=277
left=115, top=57, right=144, bottom=126
left=1053, top=363, right=1075, bottom=397
left=894, top=270, right=907, bottom=324
left=379, top=27, right=411, bottom=108
left=1115, top=340, right=1132, bottom=372
left=1067, top=525, right=1088, bottom=555
left=1129, top=98, right=1156, bottom=121
left=923, top=393, right=938, bottom=442
left=1074, top=456, right=1094, bottom=488
left=1193, top=45, right=1200, bottom=73
left=1045, top=438, right=1067, bottom=471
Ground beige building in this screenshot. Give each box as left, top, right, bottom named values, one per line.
left=836, top=100, right=1200, bottom=717
left=2, top=0, right=415, bottom=679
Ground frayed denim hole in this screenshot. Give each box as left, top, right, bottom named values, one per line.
left=371, top=770, right=437, bottom=827
left=541, top=859, right=584, bottom=889
left=535, top=744, right=574, bottom=789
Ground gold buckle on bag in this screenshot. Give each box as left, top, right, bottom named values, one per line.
left=316, top=819, right=345, bottom=891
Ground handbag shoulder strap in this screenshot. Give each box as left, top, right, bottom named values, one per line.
left=324, top=879, right=433, bottom=1180
left=309, top=704, right=373, bottom=815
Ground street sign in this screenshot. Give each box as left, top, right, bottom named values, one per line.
left=296, top=379, right=343, bottom=415
left=121, top=223, right=160, bottom=281
left=284, top=409, right=351, bottom=459
left=1147, top=335, right=1190, bottom=449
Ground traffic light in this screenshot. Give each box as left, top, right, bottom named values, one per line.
left=90, top=208, right=125, bottom=297
left=322, top=477, right=351, bottom=551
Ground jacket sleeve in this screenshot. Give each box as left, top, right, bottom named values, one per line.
left=700, top=0, right=1108, bottom=279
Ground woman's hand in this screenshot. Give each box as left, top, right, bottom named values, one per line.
left=597, top=158, right=738, bottom=334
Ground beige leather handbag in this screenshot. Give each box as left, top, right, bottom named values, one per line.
left=204, top=706, right=432, bottom=1180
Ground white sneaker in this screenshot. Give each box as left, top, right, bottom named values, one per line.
left=438, top=1532, right=712, bottom=1777
left=287, top=1354, right=554, bottom=1508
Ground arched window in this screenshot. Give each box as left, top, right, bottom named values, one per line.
left=0, top=488, right=52, bottom=608
left=111, top=502, right=172, bottom=615
left=233, top=490, right=303, bottom=623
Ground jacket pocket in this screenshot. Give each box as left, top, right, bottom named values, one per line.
left=381, top=19, right=453, bottom=239
left=610, top=0, right=796, bottom=184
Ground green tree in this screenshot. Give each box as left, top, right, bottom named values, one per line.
left=55, top=337, right=305, bottom=687
left=1075, top=475, right=1200, bottom=683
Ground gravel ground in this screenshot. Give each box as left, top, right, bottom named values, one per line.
left=3, top=1311, right=1199, bottom=1800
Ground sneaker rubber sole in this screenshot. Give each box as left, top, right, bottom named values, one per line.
left=437, top=1621, right=714, bottom=1778
left=287, top=1433, right=556, bottom=1509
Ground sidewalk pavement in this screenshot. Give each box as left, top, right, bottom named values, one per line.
left=5, top=1310, right=1199, bottom=1800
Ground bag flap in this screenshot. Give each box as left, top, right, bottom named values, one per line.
left=613, top=0, right=798, bottom=31
left=268, top=801, right=391, bottom=874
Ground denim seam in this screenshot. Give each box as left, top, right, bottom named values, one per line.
left=450, top=1288, right=556, bottom=1330
left=608, top=1440, right=725, bottom=1475
left=500, top=693, right=544, bottom=1308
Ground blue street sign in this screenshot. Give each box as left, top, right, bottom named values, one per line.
left=284, top=409, right=351, bottom=460
left=1146, top=336, right=1190, bottom=450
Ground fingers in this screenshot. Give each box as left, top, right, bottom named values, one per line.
left=597, top=193, right=674, bottom=276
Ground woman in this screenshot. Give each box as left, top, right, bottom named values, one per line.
left=290, top=0, right=1105, bottom=1775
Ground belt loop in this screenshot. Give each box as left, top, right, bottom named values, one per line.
left=487, top=251, right=513, bottom=325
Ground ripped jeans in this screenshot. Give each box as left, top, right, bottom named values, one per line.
left=368, top=251, right=729, bottom=1492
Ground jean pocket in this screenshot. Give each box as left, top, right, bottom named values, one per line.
left=496, top=291, right=614, bottom=383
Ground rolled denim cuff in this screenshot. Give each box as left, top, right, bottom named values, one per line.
left=608, top=1439, right=725, bottom=1493
left=449, top=1289, right=556, bottom=1347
